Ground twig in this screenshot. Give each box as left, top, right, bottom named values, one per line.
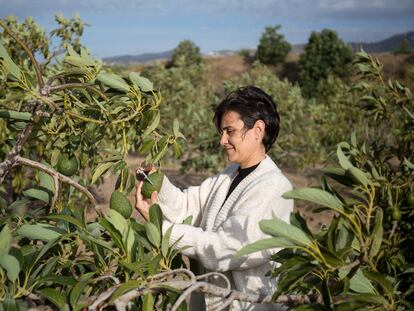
left=171, top=282, right=208, bottom=311
left=85, top=268, right=327, bottom=311
left=389, top=221, right=398, bottom=239
left=14, top=156, right=101, bottom=216
left=0, top=20, right=44, bottom=89
left=51, top=174, right=59, bottom=209
left=213, top=291, right=237, bottom=311
left=49, top=82, right=109, bottom=101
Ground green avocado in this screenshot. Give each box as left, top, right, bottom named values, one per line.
left=141, top=171, right=164, bottom=199
left=109, top=190, right=132, bottom=219
left=56, top=154, right=79, bottom=177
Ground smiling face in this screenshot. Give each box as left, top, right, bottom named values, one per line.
left=219, top=111, right=266, bottom=168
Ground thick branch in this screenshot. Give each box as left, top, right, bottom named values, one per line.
left=89, top=269, right=324, bottom=311
left=14, top=156, right=101, bottom=216
left=0, top=20, right=44, bottom=89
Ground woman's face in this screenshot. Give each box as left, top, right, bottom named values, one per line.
left=219, top=111, right=265, bottom=168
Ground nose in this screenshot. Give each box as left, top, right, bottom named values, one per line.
left=220, top=131, right=228, bottom=146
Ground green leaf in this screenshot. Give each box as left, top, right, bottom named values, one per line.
left=182, top=215, right=193, bottom=225
left=47, top=214, right=84, bottom=229
left=149, top=203, right=162, bottom=232
left=236, top=237, right=297, bottom=257
left=142, top=292, right=154, bottom=311
left=129, top=72, right=153, bottom=92
left=369, top=208, right=383, bottom=258
left=106, top=209, right=128, bottom=236
left=91, top=161, right=114, bottom=184
left=346, top=167, right=370, bottom=187
left=339, top=268, right=376, bottom=294
left=283, top=188, right=344, bottom=213
left=259, top=217, right=313, bottom=247
left=70, top=280, right=89, bottom=307
left=37, top=275, right=77, bottom=286
left=39, top=170, right=55, bottom=193
left=350, top=132, right=357, bottom=147
left=145, top=222, right=161, bottom=248
left=161, top=225, right=173, bottom=257
left=97, top=73, right=130, bottom=92
left=364, top=270, right=393, bottom=297
left=125, top=225, right=135, bottom=256
left=16, top=224, right=61, bottom=242
left=0, top=254, right=20, bottom=282
left=321, top=277, right=333, bottom=310
left=37, top=288, right=66, bottom=309
left=337, top=146, right=354, bottom=170
left=0, top=224, right=12, bottom=256
left=0, top=43, right=21, bottom=80
left=0, top=110, right=31, bottom=121
left=142, top=111, right=160, bottom=139
left=403, top=157, right=414, bottom=169
left=23, top=188, right=50, bottom=203
left=172, top=118, right=185, bottom=140
left=321, top=167, right=354, bottom=187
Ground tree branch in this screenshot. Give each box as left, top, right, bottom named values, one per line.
left=0, top=20, right=44, bottom=89
left=49, top=82, right=109, bottom=101
left=88, top=268, right=324, bottom=311
left=14, top=156, right=101, bottom=216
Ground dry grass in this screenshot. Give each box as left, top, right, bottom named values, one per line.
left=204, top=55, right=251, bottom=88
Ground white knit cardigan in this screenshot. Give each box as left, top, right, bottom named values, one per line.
left=157, top=155, right=293, bottom=310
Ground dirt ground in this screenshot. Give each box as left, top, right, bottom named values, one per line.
left=91, top=155, right=334, bottom=233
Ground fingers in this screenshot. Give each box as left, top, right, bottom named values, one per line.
left=135, top=180, right=145, bottom=207
left=150, top=191, right=158, bottom=205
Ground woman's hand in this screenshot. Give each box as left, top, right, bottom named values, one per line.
left=135, top=163, right=158, bottom=221
left=135, top=180, right=158, bottom=221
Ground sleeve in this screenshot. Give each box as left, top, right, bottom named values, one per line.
left=162, top=177, right=294, bottom=272
left=156, top=173, right=218, bottom=225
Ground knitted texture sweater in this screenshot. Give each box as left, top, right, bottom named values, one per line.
left=157, top=156, right=293, bottom=310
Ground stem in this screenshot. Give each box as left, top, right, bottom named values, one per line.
left=0, top=20, right=44, bottom=89
left=49, top=82, right=109, bottom=101
left=65, top=111, right=105, bottom=124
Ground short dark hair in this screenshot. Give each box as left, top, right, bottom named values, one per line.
left=213, top=86, right=280, bottom=152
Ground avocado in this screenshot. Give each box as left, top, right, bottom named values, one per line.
left=56, top=154, right=79, bottom=176
left=141, top=171, right=164, bottom=199
left=109, top=190, right=132, bottom=219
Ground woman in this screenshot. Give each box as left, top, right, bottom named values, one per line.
left=135, top=86, right=293, bottom=310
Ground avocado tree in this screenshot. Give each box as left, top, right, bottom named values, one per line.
left=298, top=29, right=353, bottom=98
left=0, top=15, right=195, bottom=310
left=0, top=15, right=326, bottom=310
left=256, top=25, right=291, bottom=66
left=239, top=52, right=414, bottom=310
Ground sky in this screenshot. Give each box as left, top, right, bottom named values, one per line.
left=1, top=0, right=414, bottom=58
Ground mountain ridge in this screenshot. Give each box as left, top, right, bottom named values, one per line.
left=103, top=31, right=414, bottom=64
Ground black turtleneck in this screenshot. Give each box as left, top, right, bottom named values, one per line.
left=224, top=162, right=261, bottom=202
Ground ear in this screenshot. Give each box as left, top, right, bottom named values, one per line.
left=254, top=120, right=266, bottom=140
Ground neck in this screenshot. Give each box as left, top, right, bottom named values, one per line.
left=240, top=152, right=266, bottom=169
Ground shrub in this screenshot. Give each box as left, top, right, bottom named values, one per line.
left=299, top=29, right=353, bottom=98
left=256, top=25, right=291, bottom=66
left=168, top=39, right=203, bottom=68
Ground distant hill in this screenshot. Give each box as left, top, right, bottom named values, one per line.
left=348, top=31, right=414, bottom=53
left=103, top=31, right=414, bottom=64
left=103, top=50, right=173, bottom=65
